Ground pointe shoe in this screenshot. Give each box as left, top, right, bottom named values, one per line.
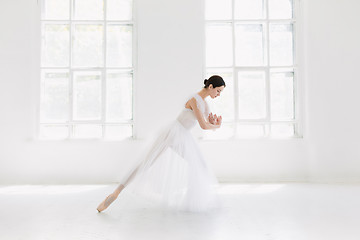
left=97, top=193, right=118, bottom=212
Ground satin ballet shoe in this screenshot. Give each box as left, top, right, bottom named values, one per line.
left=97, top=193, right=118, bottom=212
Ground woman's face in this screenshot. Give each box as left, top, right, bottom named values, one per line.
left=208, top=85, right=225, bottom=99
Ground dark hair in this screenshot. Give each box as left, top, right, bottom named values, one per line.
left=203, top=75, right=226, bottom=89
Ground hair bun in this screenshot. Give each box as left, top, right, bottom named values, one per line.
left=204, top=79, right=208, bottom=85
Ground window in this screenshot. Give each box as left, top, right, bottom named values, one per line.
left=39, top=0, right=134, bottom=140
left=205, top=0, right=300, bottom=139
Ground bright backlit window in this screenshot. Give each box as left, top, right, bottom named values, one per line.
left=39, top=0, right=134, bottom=140
left=205, top=0, right=301, bottom=139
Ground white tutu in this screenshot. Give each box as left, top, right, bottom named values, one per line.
left=119, top=93, right=222, bottom=213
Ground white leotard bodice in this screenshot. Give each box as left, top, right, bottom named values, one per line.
left=176, top=93, right=209, bottom=130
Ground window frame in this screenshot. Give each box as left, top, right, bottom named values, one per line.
left=204, top=0, right=303, bottom=140
left=38, top=0, right=137, bottom=140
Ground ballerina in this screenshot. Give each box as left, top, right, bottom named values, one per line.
left=97, top=75, right=226, bottom=213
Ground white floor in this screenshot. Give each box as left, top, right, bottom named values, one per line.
left=1, top=183, right=360, bottom=240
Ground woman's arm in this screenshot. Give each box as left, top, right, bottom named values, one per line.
left=188, top=97, right=221, bottom=130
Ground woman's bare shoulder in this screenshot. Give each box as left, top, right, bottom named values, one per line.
left=185, top=97, right=197, bottom=110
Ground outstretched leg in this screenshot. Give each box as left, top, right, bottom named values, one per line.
left=96, top=164, right=141, bottom=213
left=96, top=123, right=178, bottom=213
left=96, top=143, right=169, bottom=213
left=96, top=183, right=125, bottom=212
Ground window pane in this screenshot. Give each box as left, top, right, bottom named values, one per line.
left=40, top=70, right=69, bottom=122
left=73, top=124, right=102, bottom=138
left=105, top=125, right=132, bottom=139
left=40, top=125, right=69, bottom=139
left=269, top=24, right=293, bottom=66
left=107, top=0, right=132, bottom=20
left=234, top=0, right=264, bottom=19
left=235, top=24, right=264, bottom=66
left=74, top=0, right=104, bottom=20
left=73, top=24, right=104, bottom=67
left=271, top=124, right=295, bottom=137
left=238, top=71, right=266, bottom=119
left=106, top=25, right=132, bottom=68
left=269, top=0, right=293, bottom=19
left=73, top=71, right=102, bottom=120
left=206, top=24, right=233, bottom=67
left=206, top=69, right=234, bottom=120
left=42, top=24, right=69, bottom=67
left=270, top=71, right=294, bottom=120
left=42, top=0, right=70, bottom=20
left=237, top=124, right=264, bottom=138
left=106, top=71, right=132, bottom=121
left=205, top=0, right=232, bottom=20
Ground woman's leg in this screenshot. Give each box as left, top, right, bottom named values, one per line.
left=97, top=144, right=169, bottom=212
left=118, top=141, right=170, bottom=188
left=96, top=166, right=138, bottom=213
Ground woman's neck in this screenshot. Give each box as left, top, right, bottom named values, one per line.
left=197, top=89, right=209, bottom=100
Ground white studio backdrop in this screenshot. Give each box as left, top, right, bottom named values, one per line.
left=0, top=0, right=360, bottom=184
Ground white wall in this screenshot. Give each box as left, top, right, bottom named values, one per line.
left=305, top=0, right=360, bottom=182
left=0, top=0, right=359, bottom=185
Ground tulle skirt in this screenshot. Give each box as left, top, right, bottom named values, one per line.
left=120, top=120, right=222, bottom=213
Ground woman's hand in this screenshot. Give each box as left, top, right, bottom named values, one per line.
left=208, top=113, right=222, bottom=127
left=208, top=112, right=216, bottom=124
left=213, top=114, right=222, bottom=126
left=215, top=115, right=222, bottom=126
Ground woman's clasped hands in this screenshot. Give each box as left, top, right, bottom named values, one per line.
left=208, top=112, right=222, bottom=127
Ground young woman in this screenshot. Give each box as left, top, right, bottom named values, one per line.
left=97, top=75, right=226, bottom=213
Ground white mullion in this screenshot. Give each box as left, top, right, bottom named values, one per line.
left=40, top=20, right=105, bottom=23
left=292, top=21, right=297, bottom=125
left=105, top=67, right=134, bottom=72
left=69, top=0, right=74, bottom=139
left=290, top=23, right=298, bottom=67
left=264, top=0, right=271, bottom=137
left=293, top=0, right=300, bottom=136
left=235, top=120, right=298, bottom=124
left=39, top=2, right=43, bottom=139
left=70, top=120, right=104, bottom=124
left=231, top=0, right=238, bottom=139
left=293, top=67, right=299, bottom=135
left=41, top=66, right=136, bottom=71
left=71, top=20, right=105, bottom=25
left=264, top=65, right=297, bottom=69
left=105, top=120, right=134, bottom=125
left=101, top=68, right=106, bottom=138
left=237, top=120, right=268, bottom=124
left=45, top=20, right=134, bottom=24
left=208, top=19, right=277, bottom=24
left=233, top=19, right=269, bottom=25
left=235, top=66, right=297, bottom=70
left=263, top=19, right=295, bottom=23
left=66, top=120, right=130, bottom=125
left=292, top=0, right=297, bottom=121
left=102, top=0, right=107, bottom=139
left=206, top=19, right=295, bottom=24
left=105, top=20, right=134, bottom=24
left=234, top=66, right=267, bottom=71
left=131, top=0, right=137, bottom=139
left=238, top=119, right=298, bottom=124
left=290, top=0, right=297, bottom=136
